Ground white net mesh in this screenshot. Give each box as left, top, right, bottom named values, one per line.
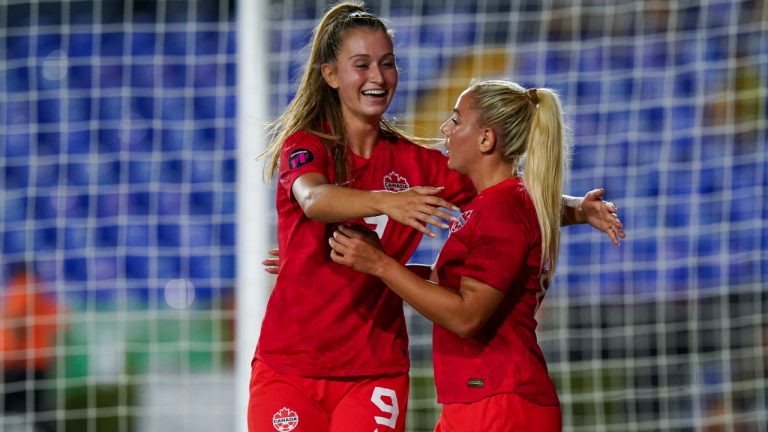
left=2, top=1, right=236, bottom=431
left=2, top=0, right=766, bottom=431
left=265, top=1, right=767, bottom=431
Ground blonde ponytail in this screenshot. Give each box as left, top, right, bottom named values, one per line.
left=523, top=88, right=569, bottom=283
left=466, top=80, right=570, bottom=283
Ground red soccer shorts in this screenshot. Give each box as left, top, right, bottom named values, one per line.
left=248, top=359, right=409, bottom=432
left=434, top=392, right=561, bottom=432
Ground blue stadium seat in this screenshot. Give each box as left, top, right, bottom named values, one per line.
left=125, top=255, right=149, bottom=279
left=127, top=191, right=150, bottom=215
left=158, top=255, right=181, bottom=279
left=96, top=225, right=119, bottom=248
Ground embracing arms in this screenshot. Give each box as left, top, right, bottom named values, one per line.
left=292, top=172, right=459, bottom=238
left=293, top=172, right=624, bottom=242
left=329, top=226, right=503, bottom=338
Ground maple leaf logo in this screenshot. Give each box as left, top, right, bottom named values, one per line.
left=272, top=407, right=299, bottom=431
left=450, top=210, right=473, bottom=233
left=383, top=171, right=409, bottom=191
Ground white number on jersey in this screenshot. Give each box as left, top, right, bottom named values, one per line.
left=363, top=215, right=390, bottom=238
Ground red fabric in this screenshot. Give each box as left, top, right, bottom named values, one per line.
left=1, top=273, right=60, bottom=370
left=434, top=392, right=561, bottom=432
left=255, top=130, right=475, bottom=378
left=432, top=178, right=559, bottom=405
left=249, top=357, right=409, bottom=431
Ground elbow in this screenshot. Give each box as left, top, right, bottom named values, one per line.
left=298, top=193, right=329, bottom=222
left=448, top=318, right=484, bottom=339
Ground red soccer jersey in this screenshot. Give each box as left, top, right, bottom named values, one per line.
left=256, top=130, right=475, bottom=377
left=432, top=177, right=559, bottom=405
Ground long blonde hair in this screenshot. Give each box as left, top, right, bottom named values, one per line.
left=259, top=1, right=422, bottom=183
left=466, top=80, right=570, bottom=283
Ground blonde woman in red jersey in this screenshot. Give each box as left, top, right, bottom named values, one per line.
left=250, top=2, right=623, bottom=431
left=330, top=81, right=575, bottom=431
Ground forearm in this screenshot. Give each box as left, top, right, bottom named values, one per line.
left=560, top=194, right=584, bottom=226
left=300, top=184, right=389, bottom=223
left=374, top=258, right=480, bottom=337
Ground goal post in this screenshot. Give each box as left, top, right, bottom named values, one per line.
left=234, top=0, right=272, bottom=431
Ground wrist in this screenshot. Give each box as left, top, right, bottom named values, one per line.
left=562, top=195, right=585, bottom=225
left=372, top=254, right=396, bottom=279
left=369, top=190, right=388, bottom=216
left=575, top=201, right=586, bottom=223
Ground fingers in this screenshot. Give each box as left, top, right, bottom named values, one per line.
left=605, top=219, right=626, bottom=246
left=328, top=233, right=347, bottom=262
left=263, top=249, right=280, bottom=274
left=385, top=187, right=462, bottom=237
left=408, top=186, right=460, bottom=211
left=329, top=226, right=362, bottom=253
left=606, top=227, right=620, bottom=246
left=413, top=202, right=459, bottom=233
left=262, top=259, right=279, bottom=267
left=607, top=225, right=626, bottom=245
left=263, top=266, right=279, bottom=274
left=588, top=187, right=605, bottom=200
left=407, top=220, right=437, bottom=238
left=602, top=199, right=624, bottom=244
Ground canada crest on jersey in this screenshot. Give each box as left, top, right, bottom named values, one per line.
left=450, top=210, right=473, bottom=233
left=272, top=407, right=299, bottom=431
left=383, top=171, right=409, bottom=192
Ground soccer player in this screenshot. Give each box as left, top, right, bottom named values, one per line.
left=248, top=3, right=623, bottom=431
left=329, top=81, right=573, bottom=431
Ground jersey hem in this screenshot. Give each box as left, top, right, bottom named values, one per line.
left=256, top=354, right=410, bottom=379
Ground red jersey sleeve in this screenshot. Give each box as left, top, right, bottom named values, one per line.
left=463, top=201, right=536, bottom=293
left=277, top=131, right=332, bottom=199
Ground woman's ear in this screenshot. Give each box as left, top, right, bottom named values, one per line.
left=479, top=128, right=496, bottom=153
left=321, top=63, right=339, bottom=89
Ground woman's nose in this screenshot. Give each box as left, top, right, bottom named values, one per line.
left=439, top=121, right=450, bottom=136
left=369, top=65, right=383, bottom=84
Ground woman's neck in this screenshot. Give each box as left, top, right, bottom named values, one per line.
left=469, top=160, right=517, bottom=193
left=343, top=115, right=381, bottom=159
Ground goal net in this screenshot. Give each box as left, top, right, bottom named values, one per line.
left=1, top=1, right=766, bottom=432
left=2, top=1, right=237, bottom=431
left=264, top=1, right=766, bottom=431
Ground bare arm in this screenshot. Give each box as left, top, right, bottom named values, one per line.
left=293, top=172, right=459, bottom=238
left=330, top=226, right=503, bottom=338
left=561, top=188, right=625, bottom=245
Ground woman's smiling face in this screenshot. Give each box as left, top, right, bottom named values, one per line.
left=322, top=27, right=398, bottom=124
left=440, top=90, right=484, bottom=174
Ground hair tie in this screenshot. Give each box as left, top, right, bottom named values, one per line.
left=526, top=88, right=539, bottom=105
left=348, top=10, right=371, bottom=18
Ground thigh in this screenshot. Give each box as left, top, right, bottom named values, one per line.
left=438, top=393, right=561, bottom=432
left=330, top=373, right=409, bottom=432
left=248, top=359, right=330, bottom=432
